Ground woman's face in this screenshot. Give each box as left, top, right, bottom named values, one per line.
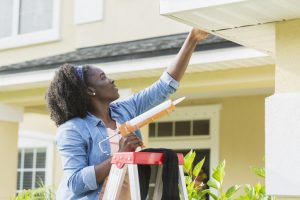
left=85, top=66, right=120, bottom=102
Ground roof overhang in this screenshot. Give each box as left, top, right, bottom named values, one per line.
left=160, top=0, right=300, bottom=55
left=0, top=46, right=273, bottom=91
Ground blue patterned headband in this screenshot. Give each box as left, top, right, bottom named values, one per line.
left=74, top=65, right=84, bottom=81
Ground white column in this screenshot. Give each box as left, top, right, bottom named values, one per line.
left=0, top=103, right=23, bottom=199
left=265, top=19, right=300, bottom=197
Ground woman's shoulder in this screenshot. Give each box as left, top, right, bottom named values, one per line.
left=59, top=117, right=86, bottom=130
left=55, top=117, right=87, bottom=142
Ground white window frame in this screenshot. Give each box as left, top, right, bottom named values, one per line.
left=0, top=0, right=60, bottom=50
left=17, top=131, right=54, bottom=192
left=148, top=104, right=221, bottom=175
left=74, top=0, right=104, bottom=25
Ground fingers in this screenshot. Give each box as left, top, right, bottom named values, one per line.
left=124, top=134, right=142, bottom=146
left=118, top=133, right=143, bottom=152
left=190, top=28, right=210, bottom=42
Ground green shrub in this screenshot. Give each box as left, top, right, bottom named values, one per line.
left=183, top=150, right=275, bottom=200
left=11, top=185, right=55, bottom=200
left=183, top=150, right=207, bottom=200
left=236, top=166, right=275, bottom=200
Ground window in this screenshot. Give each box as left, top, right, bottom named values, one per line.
left=148, top=105, right=221, bottom=199
left=149, top=119, right=210, bottom=137
left=0, top=0, right=60, bottom=49
left=17, top=148, right=47, bottom=192
left=17, top=131, right=54, bottom=193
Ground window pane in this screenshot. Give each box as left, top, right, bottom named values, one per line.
left=35, top=171, right=45, bottom=187
left=0, top=0, right=13, bottom=38
left=157, top=122, right=173, bottom=137
left=175, top=121, right=191, bottom=136
left=24, top=150, right=33, bottom=168
left=19, top=0, right=53, bottom=34
left=18, top=151, right=22, bottom=168
left=149, top=123, right=155, bottom=137
left=193, top=120, right=210, bottom=136
left=17, top=172, right=21, bottom=190
left=36, top=149, right=46, bottom=168
left=23, top=172, right=32, bottom=189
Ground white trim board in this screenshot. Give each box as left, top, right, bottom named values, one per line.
left=0, top=46, right=273, bottom=91
left=0, top=103, right=24, bottom=122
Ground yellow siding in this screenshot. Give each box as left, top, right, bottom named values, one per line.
left=0, top=121, right=19, bottom=199
left=220, top=95, right=266, bottom=188
left=276, top=19, right=300, bottom=92
left=171, top=95, right=266, bottom=189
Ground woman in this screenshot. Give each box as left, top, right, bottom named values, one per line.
left=46, top=28, right=209, bottom=200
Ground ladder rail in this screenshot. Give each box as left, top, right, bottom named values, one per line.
left=152, top=165, right=163, bottom=200
left=102, top=164, right=127, bottom=200
left=128, top=164, right=141, bottom=200
left=179, top=165, right=189, bottom=200
left=102, top=152, right=188, bottom=200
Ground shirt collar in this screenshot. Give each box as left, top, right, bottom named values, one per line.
left=86, top=112, right=102, bottom=127
left=86, top=107, right=118, bottom=127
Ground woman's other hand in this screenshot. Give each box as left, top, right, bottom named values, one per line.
left=118, top=133, right=143, bottom=152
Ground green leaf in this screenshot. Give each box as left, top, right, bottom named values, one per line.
left=193, top=157, right=205, bottom=177
left=225, top=185, right=241, bottom=198
left=244, top=184, right=255, bottom=199
left=201, top=189, right=218, bottom=200
left=185, top=175, right=192, bottom=185
left=184, top=150, right=196, bottom=173
left=254, top=182, right=262, bottom=193
left=238, top=194, right=252, bottom=200
left=260, top=185, right=266, bottom=195
left=207, top=179, right=220, bottom=190
left=220, top=193, right=226, bottom=200
left=251, top=167, right=265, bottom=178
left=187, top=181, right=196, bottom=198
left=212, top=160, right=226, bottom=183
left=198, top=189, right=209, bottom=199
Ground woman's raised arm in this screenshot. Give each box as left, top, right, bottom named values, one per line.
left=167, top=28, right=209, bottom=81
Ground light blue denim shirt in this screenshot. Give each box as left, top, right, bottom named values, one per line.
left=55, top=71, right=179, bottom=200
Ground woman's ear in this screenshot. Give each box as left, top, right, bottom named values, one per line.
left=86, top=87, right=96, bottom=96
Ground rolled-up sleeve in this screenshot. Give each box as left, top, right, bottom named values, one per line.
left=160, top=71, right=179, bottom=91
left=115, top=70, right=180, bottom=116
left=56, top=126, right=98, bottom=196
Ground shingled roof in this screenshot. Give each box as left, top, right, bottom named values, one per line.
left=0, top=33, right=239, bottom=75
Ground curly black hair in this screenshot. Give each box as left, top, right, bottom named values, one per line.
left=46, top=63, right=90, bottom=126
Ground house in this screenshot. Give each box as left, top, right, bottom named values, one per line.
left=0, top=0, right=276, bottom=199
left=160, top=0, right=300, bottom=198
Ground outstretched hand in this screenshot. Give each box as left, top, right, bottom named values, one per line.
left=190, top=28, right=210, bottom=42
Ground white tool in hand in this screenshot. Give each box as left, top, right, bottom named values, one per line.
left=98, top=97, right=185, bottom=154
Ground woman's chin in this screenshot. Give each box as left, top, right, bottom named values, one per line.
left=113, top=93, right=120, bottom=101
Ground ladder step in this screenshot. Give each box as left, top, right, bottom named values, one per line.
left=111, top=152, right=184, bottom=168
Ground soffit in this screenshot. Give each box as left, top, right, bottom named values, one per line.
left=161, top=0, right=300, bottom=54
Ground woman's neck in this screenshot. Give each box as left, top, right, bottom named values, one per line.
left=88, top=101, right=116, bottom=129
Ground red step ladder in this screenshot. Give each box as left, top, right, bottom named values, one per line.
left=102, top=152, right=188, bottom=200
